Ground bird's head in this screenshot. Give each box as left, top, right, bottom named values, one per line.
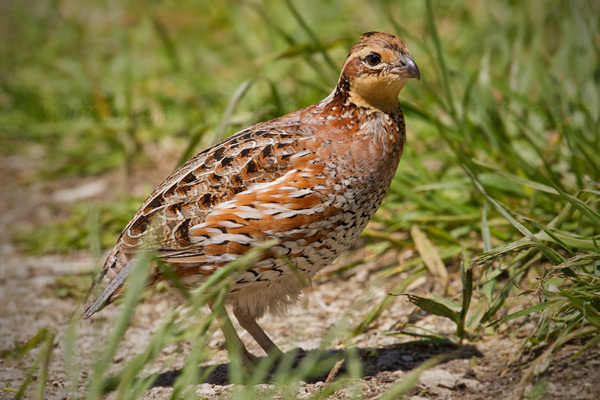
left=337, top=31, right=420, bottom=113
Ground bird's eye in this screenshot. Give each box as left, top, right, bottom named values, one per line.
left=365, top=52, right=381, bottom=66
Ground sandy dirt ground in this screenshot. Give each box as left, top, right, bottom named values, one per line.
left=1, top=153, right=598, bottom=399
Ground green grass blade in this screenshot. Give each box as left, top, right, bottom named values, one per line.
left=86, top=252, right=152, bottom=400
left=405, top=294, right=460, bottom=323
left=425, top=0, right=456, bottom=118
left=487, top=300, right=561, bottom=327
left=457, top=259, right=473, bottom=341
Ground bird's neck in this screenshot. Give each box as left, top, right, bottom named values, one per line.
left=332, top=73, right=404, bottom=115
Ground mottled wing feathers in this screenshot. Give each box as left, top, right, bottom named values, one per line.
left=120, top=128, right=306, bottom=249
left=82, top=124, right=324, bottom=315
left=96, top=120, right=337, bottom=282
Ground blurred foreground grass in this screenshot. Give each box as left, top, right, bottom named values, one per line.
left=1, top=0, right=599, bottom=398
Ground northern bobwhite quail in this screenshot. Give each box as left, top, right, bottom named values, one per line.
left=82, top=31, right=420, bottom=366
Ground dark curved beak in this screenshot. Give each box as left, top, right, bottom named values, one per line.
left=391, top=55, right=420, bottom=81
left=405, top=55, right=420, bottom=80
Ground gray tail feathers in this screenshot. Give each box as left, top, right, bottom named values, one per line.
left=82, top=260, right=136, bottom=320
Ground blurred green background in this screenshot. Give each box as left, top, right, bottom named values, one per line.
left=1, top=0, right=599, bottom=391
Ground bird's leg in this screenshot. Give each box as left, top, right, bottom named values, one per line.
left=233, top=308, right=283, bottom=359
left=208, top=302, right=258, bottom=368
